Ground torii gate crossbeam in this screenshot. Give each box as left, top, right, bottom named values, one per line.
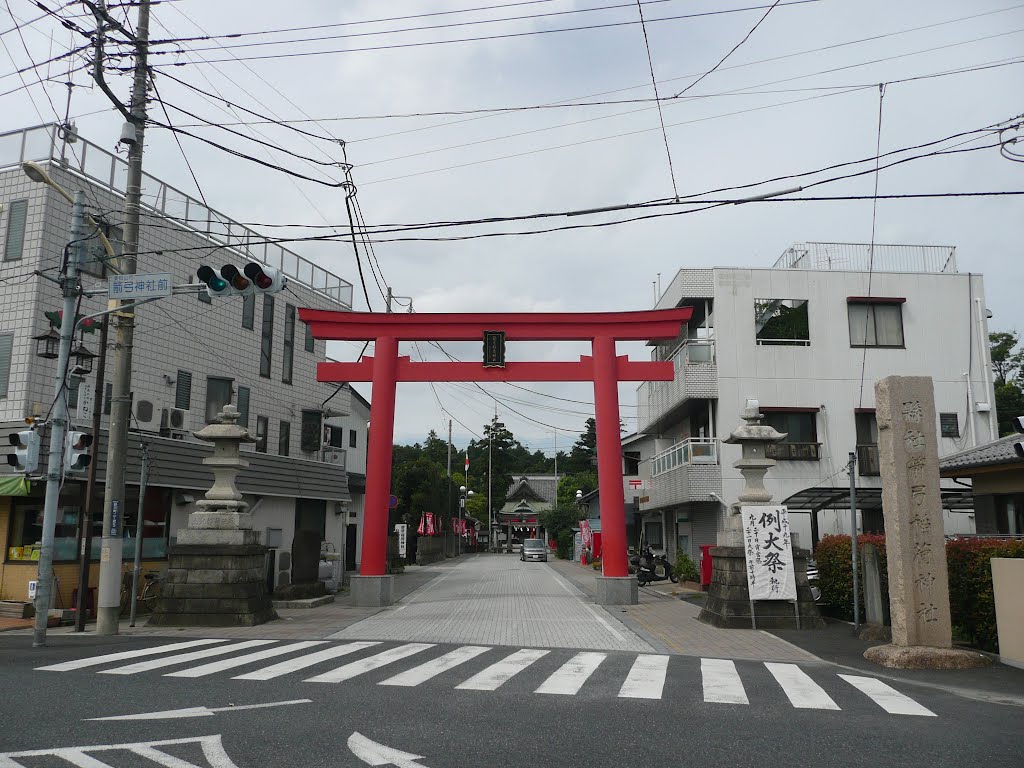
left=301, top=308, right=692, bottom=606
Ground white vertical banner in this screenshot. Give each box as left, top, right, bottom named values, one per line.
left=741, top=505, right=797, bottom=601
left=394, top=524, right=408, bottom=557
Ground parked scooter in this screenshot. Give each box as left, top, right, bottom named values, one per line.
left=631, top=544, right=679, bottom=586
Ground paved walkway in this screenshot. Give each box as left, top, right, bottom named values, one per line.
left=329, top=554, right=653, bottom=652
left=547, top=559, right=818, bottom=663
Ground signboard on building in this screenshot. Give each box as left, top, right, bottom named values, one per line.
left=394, top=524, right=408, bottom=557
left=108, top=273, right=173, bottom=300
left=741, top=505, right=797, bottom=601
left=77, top=382, right=94, bottom=421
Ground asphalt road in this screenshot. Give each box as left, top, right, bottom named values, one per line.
left=2, top=634, right=1021, bottom=768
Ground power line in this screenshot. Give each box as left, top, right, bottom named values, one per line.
left=634, top=0, right=678, bottom=199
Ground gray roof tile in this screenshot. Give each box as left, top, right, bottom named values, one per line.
left=940, top=434, right=1023, bottom=472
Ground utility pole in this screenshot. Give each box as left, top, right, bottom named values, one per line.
left=128, top=442, right=149, bottom=627
left=96, top=0, right=151, bottom=635
left=33, top=191, right=87, bottom=646
left=848, top=451, right=861, bottom=632
left=488, top=414, right=493, bottom=552
left=446, top=418, right=452, bottom=536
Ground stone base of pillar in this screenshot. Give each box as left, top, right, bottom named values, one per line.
left=698, top=546, right=825, bottom=629
left=594, top=575, right=638, bottom=605
left=148, top=543, right=277, bottom=627
left=864, top=644, right=991, bottom=669
left=350, top=575, right=394, bottom=607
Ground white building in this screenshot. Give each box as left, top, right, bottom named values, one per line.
left=630, top=243, right=994, bottom=562
left=0, top=123, right=362, bottom=605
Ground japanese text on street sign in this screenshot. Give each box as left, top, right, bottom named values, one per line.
left=394, top=524, right=407, bottom=557
left=108, top=273, right=173, bottom=300
left=741, top=505, right=797, bottom=601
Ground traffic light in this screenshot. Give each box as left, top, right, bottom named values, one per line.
left=64, top=431, right=93, bottom=474
left=6, top=429, right=40, bottom=474
left=1013, top=415, right=1024, bottom=459
left=195, top=263, right=285, bottom=298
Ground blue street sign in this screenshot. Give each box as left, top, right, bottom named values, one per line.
left=388, top=495, right=398, bottom=509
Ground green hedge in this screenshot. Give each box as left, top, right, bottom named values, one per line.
left=556, top=529, right=574, bottom=559
left=816, top=534, right=1024, bottom=652
left=673, top=552, right=699, bottom=583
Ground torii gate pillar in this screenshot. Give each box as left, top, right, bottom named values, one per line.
left=301, top=309, right=692, bottom=607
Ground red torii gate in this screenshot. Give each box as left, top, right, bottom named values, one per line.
left=300, top=308, right=692, bottom=605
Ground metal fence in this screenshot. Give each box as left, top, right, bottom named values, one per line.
left=0, top=124, right=354, bottom=307
left=651, top=438, right=719, bottom=477
left=774, top=242, right=957, bottom=274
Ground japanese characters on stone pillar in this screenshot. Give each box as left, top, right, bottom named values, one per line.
left=875, top=376, right=952, bottom=649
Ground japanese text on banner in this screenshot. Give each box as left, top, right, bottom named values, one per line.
left=741, top=505, right=797, bottom=601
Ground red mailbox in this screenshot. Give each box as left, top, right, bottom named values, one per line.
left=700, top=544, right=714, bottom=588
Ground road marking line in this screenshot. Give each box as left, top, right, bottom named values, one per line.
left=233, top=642, right=381, bottom=680
left=838, top=674, right=937, bottom=716
left=535, top=652, right=606, bottom=695
left=97, top=640, right=277, bottom=675
left=0, top=735, right=240, bottom=768
left=305, top=643, right=435, bottom=683
left=456, top=648, right=549, bottom=691
left=618, top=654, right=670, bottom=699
left=379, top=645, right=490, bottom=687
left=163, top=641, right=327, bottom=678
left=701, top=658, right=749, bottom=705
left=765, top=662, right=841, bottom=710
left=35, top=639, right=231, bottom=672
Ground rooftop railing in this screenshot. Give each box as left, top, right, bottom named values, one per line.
left=0, top=124, right=354, bottom=307
left=774, top=242, right=957, bottom=274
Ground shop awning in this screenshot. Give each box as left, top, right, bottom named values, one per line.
left=780, top=486, right=974, bottom=512
left=0, top=476, right=30, bottom=496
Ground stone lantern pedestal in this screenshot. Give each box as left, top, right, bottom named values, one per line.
left=698, top=401, right=824, bottom=629
left=149, top=405, right=277, bottom=627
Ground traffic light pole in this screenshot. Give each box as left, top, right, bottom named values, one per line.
left=96, top=0, right=150, bottom=636
left=33, top=191, right=87, bottom=647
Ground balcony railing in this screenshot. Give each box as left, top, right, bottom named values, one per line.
left=774, top=242, right=957, bottom=274
left=651, top=438, right=719, bottom=477
left=857, top=444, right=881, bottom=476
left=766, top=442, right=821, bottom=461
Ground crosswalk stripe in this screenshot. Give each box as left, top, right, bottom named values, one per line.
left=35, top=639, right=231, bottom=672
left=456, top=649, right=549, bottom=691
left=838, top=674, right=936, bottom=716
left=379, top=645, right=490, bottom=687
left=536, top=652, right=606, bottom=695
left=618, top=654, right=670, bottom=699
left=765, top=662, right=841, bottom=710
left=305, top=643, right=435, bottom=683
left=701, top=658, right=749, bottom=705
left=233, top=641, right=381, bottom=681
left=163, top=641, right=327, bottom=678
left=97, top=640, right=277, bottom=676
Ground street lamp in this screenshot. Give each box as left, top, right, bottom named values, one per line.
left=458, top=485, right=474, bottom=556
left=33, top=329, right=61, bottom=359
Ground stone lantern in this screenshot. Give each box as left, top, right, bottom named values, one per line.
left=698, top=399, right=823, bottom=629
left=149, top=404, right=277, bottom=627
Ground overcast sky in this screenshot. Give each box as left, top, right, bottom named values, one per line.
left=2, top=0, right=1022, bottom=453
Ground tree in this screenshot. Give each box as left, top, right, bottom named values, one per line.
left=539, top=503, right=587, bottom=542
left=562, top=418, right=597, bottom=474
left=991, top=331, right=1024, bottom=435
left=556, top=471, right=597, bottom=508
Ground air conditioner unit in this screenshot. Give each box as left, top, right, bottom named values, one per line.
left=132, top=393, right=162, bottom=432
left=322, top=448, right=346, bottom=468
left=162, top=407, right=189, bottom=431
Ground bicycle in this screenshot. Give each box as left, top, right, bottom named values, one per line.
left=119, top=570, right=163, bottom=616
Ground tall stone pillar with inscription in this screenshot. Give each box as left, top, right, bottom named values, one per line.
left=149, top=405, right=277, bottom=627
left=864, top=377, right=987, bottom=668
left=698, top=401, right=824, bottom=629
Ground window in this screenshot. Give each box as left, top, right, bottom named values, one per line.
left=0, top=333, right=13, bottom=398
left=349, top=429, right=357, bottom=449
left=642, top=520, right=663, bottom=549
left=624, top=451, right=640, bottom=475
left=755, top=299, right=809, bottom=346
left=848, top=299, right=905, bottom=347
left=304, top=322, right=315, bottom=353
left=301, top=409, right=322, bottom=453
left=205, top=377, right=233, bottom=423
left=327, top=426, right=344, bottom=448
left=3, top=199, right=27, bottom=261
left=282, top=304, right=295, bottom=384
left=255, top=416, right=268, bottom=453
left=242, top=294, right=255, bottom=330
left=259, top=295, right=274, bottom=377
left=996, top=494, right=1023, bottom=536
left=855, top=411, right=880, bottom=476
left=940, top=412, right=959, bottom=438
left=175, top=370, right=192, bottom=410
left=762, top=410, right=819, bottom=460
left=236, top=386, right=250, bottom=428
left=279, top=421, right=291, bottom=456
